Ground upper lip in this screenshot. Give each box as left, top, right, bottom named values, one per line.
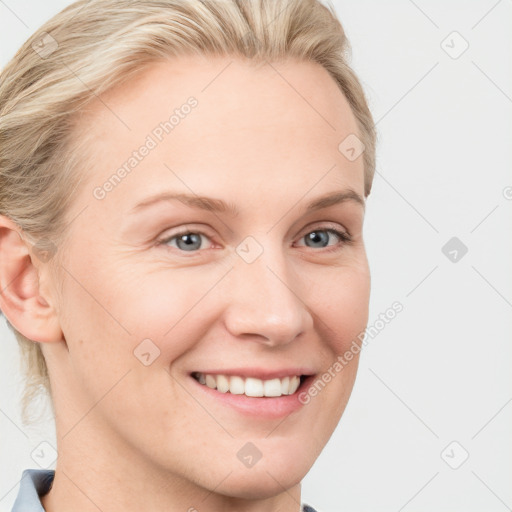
left=191, top=368, right=316, bottom=380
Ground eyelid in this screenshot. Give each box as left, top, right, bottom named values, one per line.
left=297, top=221, right=349, bottom=238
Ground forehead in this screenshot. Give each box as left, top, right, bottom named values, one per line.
left=73, top=55, right=365, bottom=211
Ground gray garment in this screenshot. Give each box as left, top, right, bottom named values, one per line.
left=12, top=469, right=318, bottom=512
left=11, top=469, right=53, bottom=512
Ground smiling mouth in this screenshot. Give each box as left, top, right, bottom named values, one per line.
left=191, top=372, right=308, bottom=398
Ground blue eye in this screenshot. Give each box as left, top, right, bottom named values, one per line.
left=158, top=226, right=351, bottom=254
left=297, top=228, right=352, bottom=252
left=160, top=230, right=211, bottom=252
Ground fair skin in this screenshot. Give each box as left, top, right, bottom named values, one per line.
left=0, top=55, right=370, bottom=512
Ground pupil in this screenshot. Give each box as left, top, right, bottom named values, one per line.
left=178, top=233, right=200, bottom=251
left=307, top=231, right=328, bottom=248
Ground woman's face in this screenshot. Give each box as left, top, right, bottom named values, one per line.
left=46, top=56, right=370, bottom=498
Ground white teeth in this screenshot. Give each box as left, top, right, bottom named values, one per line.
left=263, top=378, right=283, bottom=397
left=205, top=374, right=216, bottom=389
left=216, top=374, right=229, bottom=393
left=289, top=376, right=300, bottom=395
left=245, top=377, right=264, bottom=397
left=229, top=376, right=245, bottom=395
left=194, top=373, right=304, bottom=397
left=281, top=376, right=290, bottom=395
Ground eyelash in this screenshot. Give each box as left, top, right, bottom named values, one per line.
left=156, top=225, right=352, bottom=255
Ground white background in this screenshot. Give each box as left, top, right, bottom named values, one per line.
left=1, top=1, right=511, bottom=511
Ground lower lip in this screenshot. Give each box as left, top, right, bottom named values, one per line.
left=189, top=375, right=316, bottom=419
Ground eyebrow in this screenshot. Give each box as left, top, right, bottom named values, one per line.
left=130, top=188, right=364, bottom=216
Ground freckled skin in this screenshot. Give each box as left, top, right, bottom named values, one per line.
left=40, top=55, right=370, bottom=512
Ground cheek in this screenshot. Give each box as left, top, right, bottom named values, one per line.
left=125, top=267, right=229, bottom=363
left=304, top=264, right=369, bottom=424
left=314, top=264, right=371, bottom=352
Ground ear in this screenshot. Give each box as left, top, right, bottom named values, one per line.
left=0, top=215, right=63, bottom=343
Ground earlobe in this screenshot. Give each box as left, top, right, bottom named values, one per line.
left=0, top=215, right=63, bottom=344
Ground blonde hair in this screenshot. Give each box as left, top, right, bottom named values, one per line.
left=0, top=0, right=376, bottom=424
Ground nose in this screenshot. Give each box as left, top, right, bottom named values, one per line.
left=222, top=245, right=313, bottom=348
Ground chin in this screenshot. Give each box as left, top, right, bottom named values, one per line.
left=204, top=447, right=314, bottom=500
left=215, top=466, right=305, bottom=500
